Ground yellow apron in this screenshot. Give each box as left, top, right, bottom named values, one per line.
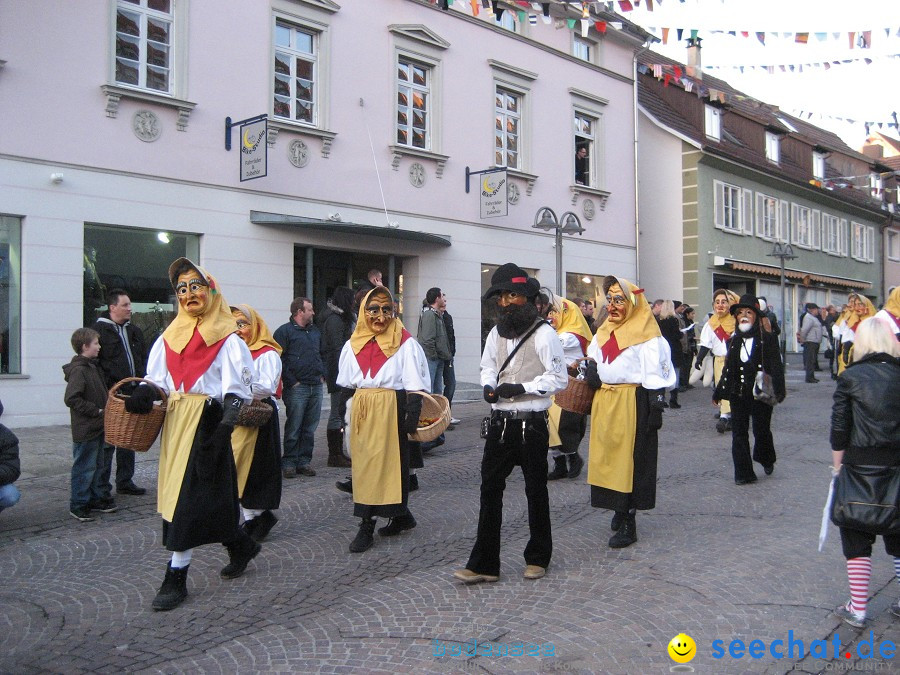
left=158, top=393, right=207, bottom=522
left=713, top=355, right=731, bottom=415
left=349, top=388, right=402, bottom=506
left=547, top=400, right=563, bottom=447
left=587, top=383, right=638, bottom=493
left=231, top=425, right=260, bottom=499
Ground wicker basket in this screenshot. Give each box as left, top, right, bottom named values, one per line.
left=407, top=392, right=451, bottom=442
left=104, top=377, right=168, bottom=452
left=554, top=358, right=596, bottom=415
left=236, top=399, right=274, bottom=427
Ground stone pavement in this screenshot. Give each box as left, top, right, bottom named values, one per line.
left=2, top=358, right=900, bottom=674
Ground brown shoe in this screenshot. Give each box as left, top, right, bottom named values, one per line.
left=523, top=565, right=546, bottom=580
left=327, top=455, right=352, bottom=468
left=452, top=569, right=499, bottom=584
left=297, top=466, right=316, bottom=477
left=282, top=467, right=297, bottom=479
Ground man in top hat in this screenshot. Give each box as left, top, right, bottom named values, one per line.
left=713, top=294, right=785, bottom=484
left=454, top=264, right=567, bottom=584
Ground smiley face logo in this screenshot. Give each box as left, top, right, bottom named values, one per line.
left=667, top=633, right=696, bottom=664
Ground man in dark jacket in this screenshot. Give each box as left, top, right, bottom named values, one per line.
left=91, top=289, right=148, bottom=495
left=318, top=287, right=354, bottom=468
left=0, top=399, right=21, bottom=515
left=714, top=295, right=786, bottom=485
left=274, top=297, right=325, bottom=478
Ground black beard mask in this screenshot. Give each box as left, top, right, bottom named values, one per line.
left=496, top=301, right=540, bottom=338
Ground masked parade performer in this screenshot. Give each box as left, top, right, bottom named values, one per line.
left=455, top=264, right=567, bottom=583
left=695, top=289, right=739, bottom=433
left=874, top=286, right=900, bottom=340
left=583, top=276, right=674, bottom=549
left=230, top=304, right=283, bottom=542
left=713, top=295, right=786, bottom=485
left=125, top=258, right=258, bottom=611
left=835, top=293, right=877, bottom=374
left=336, top=286, right=429, bottom=554
left=547, top=296, right=593, bottom=481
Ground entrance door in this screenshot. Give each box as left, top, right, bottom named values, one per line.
left=293, top=246, right=401, bottom=313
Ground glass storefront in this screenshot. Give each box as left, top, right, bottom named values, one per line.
left=0, top=216, right=22, bottom=374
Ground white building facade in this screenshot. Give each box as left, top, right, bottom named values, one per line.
left=0, top=0, right=649, bottom=427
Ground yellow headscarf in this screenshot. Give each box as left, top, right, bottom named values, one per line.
left=553, top=297, right=593, bottom=346
left=594, top=276, right=661, bottom=351
left=883, top=286, right=900, bottom=319
left=846, top=294, right=877, bottom=330
left=349, top=287, right=406, bottom=358
left=162, top=258, right=238, bottom=353
left=707, top=289, right=739, bottom=336
left=230, top=304, right=282, bottom=355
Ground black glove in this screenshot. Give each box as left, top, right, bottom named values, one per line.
left=841, top=341, right=852, bottom=366
left=776, top=393, right=786, bottom=404
left=583, top=359, right=601, bottom=389
left=483, top=385, right=498, bottom=403
left=220, top=394, right=244, bottom=428
left=694, top=346, right=710, bottom=370
left=404, top=393, right=424, bottom=434
left=124, top=384, right=156, bottom=414
left=648, top=389, right=666, bottom=431
left=494, top=383, right=525, bottom=399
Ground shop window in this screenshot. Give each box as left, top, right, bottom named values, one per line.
left=0, top=216, right=22, bottom=374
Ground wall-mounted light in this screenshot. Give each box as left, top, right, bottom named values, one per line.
left=50, top=173, right=64, bottom=184
left=157, top=232, right=171, bottom=244
left=582, top=276, right=592, bottom=284
left=327, top=212, right=342, bottom=222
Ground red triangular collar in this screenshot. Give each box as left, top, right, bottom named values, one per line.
left=355, top=329, right=411, bottom=377
left=574, top=333, right=589, bottom=356
left=600, top=331, right=623, bottom=364
left=164, top=329, right=228, bottom=392
left=714, top=325, right=730, bottom=342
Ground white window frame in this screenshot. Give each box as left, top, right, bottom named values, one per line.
left=573, top=36, right=593, bottom=63
left=494, top=86, right=521, bottom=169
left=791, top=203, right=812, bottom=248
left=272, top=19, right=319, bottom=126
left=870, top=172, right=884, bottom=199
left=755, top=193, right=779, bottom=241
left=851, top=221, right=874, bottom=262
left=888, top=230, right=900, bottom=262
left=705, top=105, right=721, bottom=141
left=813, top=152, right=826, bottom=180
left=489, top=61, right=534, bottom=176
left=765, top=131, right=781, bottom=164
left=574, top=111, right=596, bottom=187
left=822, top=213, right=843, bottom=256
left=866, top=225, right=876, bottom=262
left=395, top=56, right=432, bottom=151
left=714, top=180, right=749, bottom=234
left=112, top=0, right=179, bottom=94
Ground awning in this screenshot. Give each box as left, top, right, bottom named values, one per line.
left=250, top=211, right=451, bottom=247
left=725, top=260, right=871, bottom=291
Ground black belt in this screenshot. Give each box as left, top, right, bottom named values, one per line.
left=491, top=409, right=547, bottom=421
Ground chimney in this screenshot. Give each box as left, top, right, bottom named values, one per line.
left=686, top=37, right=702, bottom=80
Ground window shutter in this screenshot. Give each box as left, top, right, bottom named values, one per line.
left=867, top=226, right=875, bottom=262
left=714, top=182, right=724, bottom=229
left=790, top=204, right=799, bottom=244
left=777, top=199, right=787, bottom=242
left=742, top=189, right=753, bottom=235
left=840, top=219, right=848, bottom=256
left=755, top=193, right=764, bottom=236
left=811, top=210, right=821, bottom=250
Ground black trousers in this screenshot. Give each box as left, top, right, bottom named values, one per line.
left=730, top=396, right=776, bottom=481
left=840, top=527, right=900, bottom=559
left=466, top=417, right=552, bottom=576
left=803, top=342, right=819, bottom=381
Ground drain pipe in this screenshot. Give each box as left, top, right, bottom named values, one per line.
left=633, top=41, right=651, bottom=285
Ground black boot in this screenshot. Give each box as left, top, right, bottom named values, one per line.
left=610, top=510, right=625, bottom=532
left=220, top=532, right=262, bottom=579
left=335, top=477, right=353, bottom=494
left=377, top=511, right=417, bottom=536
left=669, top=391, right=681, bottom=409
left=152, top=563, right=189, bottom=611
left=246, top=510, right=278, bottom=542
left=608, top=512, right=637, bottom=549
left=409, top=474, right=419, bottom=492
left=327, top=429, right=351, bottom=468
left=548, top=456, right=568, bottom=480
left=350, top=518, right=376, bottom=553
left=566, top=452, right=584, bottom=479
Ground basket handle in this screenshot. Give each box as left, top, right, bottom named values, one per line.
left=110, top=377, right=168, bottom=407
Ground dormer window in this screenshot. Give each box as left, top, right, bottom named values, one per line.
left=704, top=105, right=721, bottom=141
left=765, top=131, right=780, bottom=164
left=813, top=152, right=826, bottom=180
left=870, top=172, right=883, bottom=199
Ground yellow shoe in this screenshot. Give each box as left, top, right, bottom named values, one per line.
left=452, top=568, right=499, bottom=584
left=523, top=565, right=546, bottom=580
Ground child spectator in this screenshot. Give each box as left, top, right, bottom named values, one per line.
left=63, top=327, right=115, bottom=521
left=0, top=399, right=21, bottom=514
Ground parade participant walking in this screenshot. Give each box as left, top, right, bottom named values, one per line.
left=274, top=297, right=325, bottom=478
left=583, top=276, right=674, bottom=549
left=336, top=286, right=429, bottom=553
left=124, top=258, right=259, bottom=611
left=713, top=295, right=785, bottom=484
left=874, top=286, right=900, bottom=339
left=546, top=296, right=592, bottom=480
left=696, top=289, right=739, bottom=433
left=319, top=287, right=355, bottom=468
left=830, top=317, right=900, bottom=628
left=455, top=264, right=566, bottom=583
left=836, top=294, right=877, bottom=374
left=230, top=304, right=283, bottom=542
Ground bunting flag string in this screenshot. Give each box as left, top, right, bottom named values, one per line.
left=698, top=53, right=898, bottom=73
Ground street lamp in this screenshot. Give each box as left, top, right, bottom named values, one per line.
left=532, top=206, right=585, bottom=296
left=767, top=241, right=797, bottom=365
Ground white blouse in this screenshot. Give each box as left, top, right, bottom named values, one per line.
left=336, top=337, right=430, bottom=392
left=587, top=334, right=676, bottom=391
left=699, top=320, right=731, bottom=356
left=251, top=349, right=282, bottom=400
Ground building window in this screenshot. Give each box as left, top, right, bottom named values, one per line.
left=573, top=37, right=592, bottom=62
left=850, top=222, right=876, bottom=262
left=83, top=225, right=200, bottom=344
left=822, top=214, right=843, bottom=255
left=495, top=7, right=518, bottom=32
left=714, top=180, right=749, bottom=233
left=574, top=113, right=595, bottom=186
left=705, top=105, right=721, bottom=141
left=765, top=131, right=780, bottom=164
left=790, top=204, right=813, bottom=247
left=887, top=230, right=900, bottom=261
left=114, top=0, right=173, bottom=93
left=495, top=87, right=520, bottom=169
left=273, top=21, right=317, bottom=124
left=397, top=57, right=430, bottom=149
left=870, top=172, right=884, bottom=199
left=813, top=152, right=826, bottom=180
left=0, top=216, right=21, bottom=374
left=755, top=194, right=779, bottom=240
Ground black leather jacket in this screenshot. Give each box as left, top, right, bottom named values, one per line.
left=830, top=353, right=900, bottom=463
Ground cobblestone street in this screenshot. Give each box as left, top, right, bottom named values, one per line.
left=3, top=359, right=900, bottom=674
